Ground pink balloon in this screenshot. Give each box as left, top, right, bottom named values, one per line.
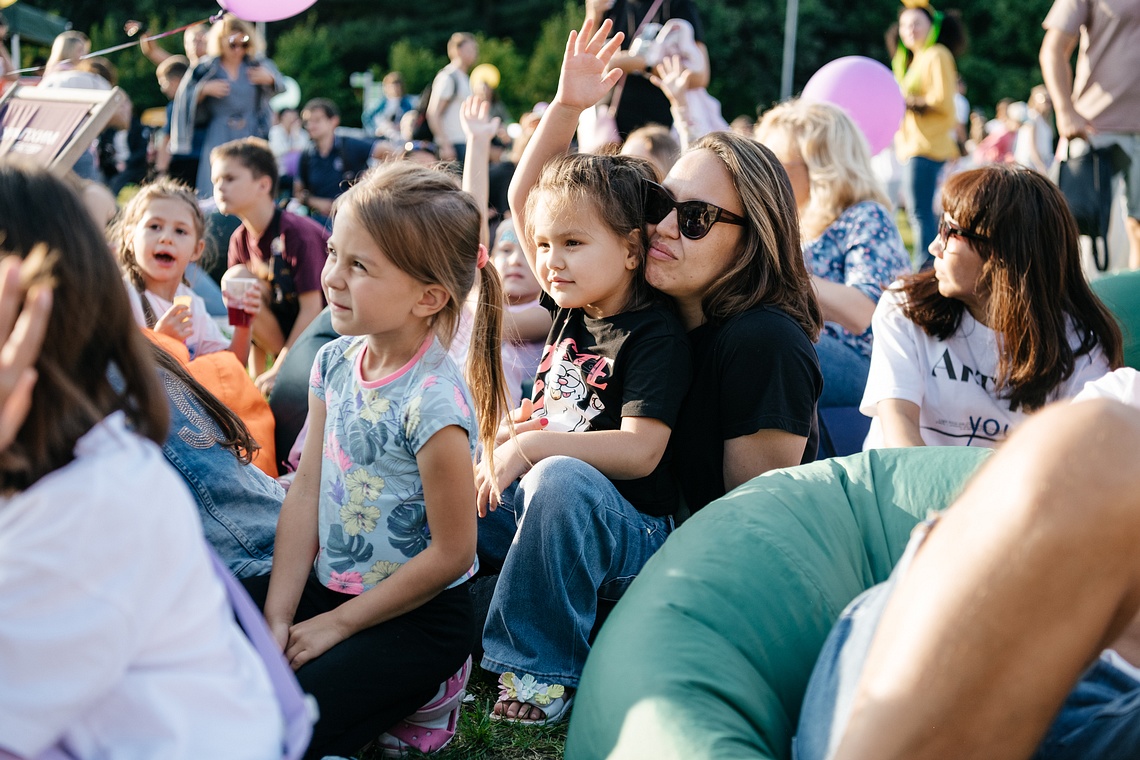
left=218, top=0, right=318, bottom=22
left=800, top=56, right=905, bottom=155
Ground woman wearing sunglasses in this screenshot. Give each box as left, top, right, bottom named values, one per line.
left=861, top=164, right=1121, bottom=449
left=170, top=14, right=284, bottom=197
left=644, top=130, right=824, bottom=513
left=755, top=100, right=911, bottom=410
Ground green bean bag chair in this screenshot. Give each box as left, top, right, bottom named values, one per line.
left=565, top=446, right=991, bottom=760
left=1091, top=269, right=1140, bottom=370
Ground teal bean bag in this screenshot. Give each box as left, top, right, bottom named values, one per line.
left=1091, top=269, right=1140, bottom=370
left=565, top=446, right=991, bottom=760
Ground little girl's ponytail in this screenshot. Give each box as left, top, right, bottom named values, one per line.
left=467, top=245, right=510, bottom=459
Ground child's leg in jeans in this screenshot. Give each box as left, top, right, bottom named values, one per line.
left=481, top=456, right=671, bottom=719
left=476, top=481, right=523, bottom=571
left=243, top=576, right=474, bottom=759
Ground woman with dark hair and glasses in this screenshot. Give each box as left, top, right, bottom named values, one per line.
left=170, top=14, right=284, bottom=197
left=861, top=164, right=1122, bottom=449
left=643, top=129, right=823, bottom=513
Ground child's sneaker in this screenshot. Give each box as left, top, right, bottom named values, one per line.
left=375, top=656, right=470, bottom=757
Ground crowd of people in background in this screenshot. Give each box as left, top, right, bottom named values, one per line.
left=3, top=0, right=1140, bottom=757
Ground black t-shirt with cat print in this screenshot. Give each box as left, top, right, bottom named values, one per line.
left=531, top=296, right=691, bottom=517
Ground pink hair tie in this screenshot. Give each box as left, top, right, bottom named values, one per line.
left=476, top=243, right=489, bottom=270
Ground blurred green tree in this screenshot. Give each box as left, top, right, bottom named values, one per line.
left=519, top=1, right=585, bottom=112
left=272, top=13, right=350, bottom=120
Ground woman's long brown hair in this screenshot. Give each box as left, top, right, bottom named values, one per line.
left=900, top=164, right=1122, bottom=412
left=0, top=164, right=168, bottom=493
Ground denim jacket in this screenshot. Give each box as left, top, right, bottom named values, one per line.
left=159, top=368, right=283, bottom=578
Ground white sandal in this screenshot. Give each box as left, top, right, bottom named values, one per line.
left=490, top=672, right=575, bottom=726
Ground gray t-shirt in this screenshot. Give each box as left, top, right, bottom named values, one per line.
left=1044, top=0, right=1140, bottom=132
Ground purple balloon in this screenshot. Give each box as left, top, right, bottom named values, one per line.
left=218, top=0, right=317, bottom=22
left=801, top=56, right=905, bottom=155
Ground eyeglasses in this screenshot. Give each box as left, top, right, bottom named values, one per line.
left=227, top=34, right=251, bottom=49
left=643, top=179, right=746, bottom=240
left=937, top=217, right=988, bottom=245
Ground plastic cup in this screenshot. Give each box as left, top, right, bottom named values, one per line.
left=224, top=277, right=258, bottom=327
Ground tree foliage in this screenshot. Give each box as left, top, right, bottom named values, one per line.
left=35, top=0, right=1065, bottom=130
left=272, top=13, right=349, bottom=116
left=520, top=1, right=585, bottom=112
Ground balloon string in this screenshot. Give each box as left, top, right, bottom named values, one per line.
left=6, top=13, right=223, bottom=77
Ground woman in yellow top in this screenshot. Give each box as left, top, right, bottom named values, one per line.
left=888, top=0, right=967, bottom=270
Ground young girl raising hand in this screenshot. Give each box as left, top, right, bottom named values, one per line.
left=250, top=162, right=509, bottom=758
left=114, top=179, right=260, bottom=363
left=475, top=18, right=692, bottom=725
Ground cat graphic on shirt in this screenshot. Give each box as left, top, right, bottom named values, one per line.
left=532, top=339, right=608, bottom=432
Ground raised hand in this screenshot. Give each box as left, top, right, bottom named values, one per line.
left=650, top=55, right=693, bottom=107
left=0, top=257, right=51, bottom=451
left=460, top=96, right=502, bottom=145
left=553, top=17, right=626, bottom=112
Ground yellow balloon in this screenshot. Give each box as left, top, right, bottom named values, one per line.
left=0, top=0, right=18, bottom=8
left=469, top=63, right=501, bottom=92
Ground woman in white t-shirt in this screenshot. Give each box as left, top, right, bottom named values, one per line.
left=862, top=164, right=1122, bottom=449
left=0, top=165, right=283, bottom=760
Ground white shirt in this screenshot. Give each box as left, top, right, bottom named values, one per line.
left=125, top=278, right=229, bottom=359
left=268, top=124, right=310, bottom=159
left=862, top=287, right=1111, bottom=448
left=428, top=63, right=471, bottom=145
left=1075, top=366, right=1140, bottom=404
left=0, top=413, right=282, bottom=759
left=1014, top=113, right=1055, bottom=170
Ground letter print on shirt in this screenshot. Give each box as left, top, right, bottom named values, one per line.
left=531, top=338, right=611, bottom=432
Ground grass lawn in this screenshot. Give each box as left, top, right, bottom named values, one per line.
left=358, top=666, right=568, bottom=760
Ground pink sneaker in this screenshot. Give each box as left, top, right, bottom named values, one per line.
left=375, top=657, right=471, bottom=757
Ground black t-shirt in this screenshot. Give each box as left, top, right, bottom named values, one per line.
left=532, top=297, right=692, bottom=516
left=672, top=306, right=822, bottom=513
left=606, top=0, right=706, bottom=137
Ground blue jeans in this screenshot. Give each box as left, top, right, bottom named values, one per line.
left=159, top=365, right=283, bottom=579
left=1033, top=654, right=1140, bottom=760
left=478, top=456, right=672, bottom=688
left=901, top=156, right=944, bottom=271
left=814, top=333, right=871, bottom=409
left=793, top=535, right=1140, bottom=759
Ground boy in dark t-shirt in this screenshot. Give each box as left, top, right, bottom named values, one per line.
left=211, top=137, right=328, bottom=395
left=295, top=98, right=395, bottom=230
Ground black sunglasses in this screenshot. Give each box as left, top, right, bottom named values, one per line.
left=228, top=34, right=251, bottom=49
left=937, top=217, right=987, bottom=245
left=643, top=180, right=746, bottom=240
